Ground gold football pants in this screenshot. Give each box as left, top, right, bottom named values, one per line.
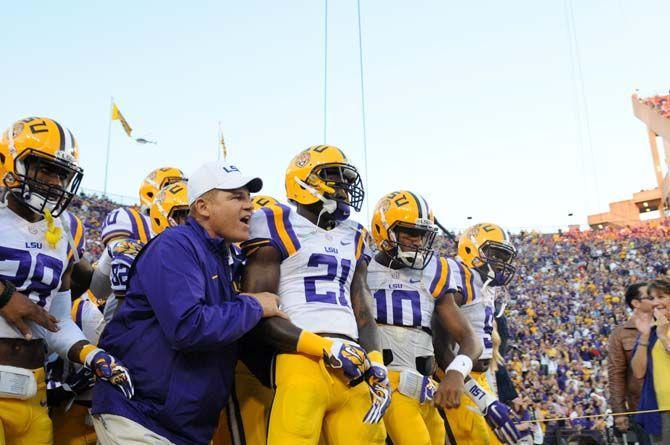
left=51, top=403, right=96, bottom=445
left=443, top=370, right=502, bottom=445
left=383, top=370, right=445, bottom=445
left=267, top=353, right=386, bottom=445
left=212, top=362, right=274, bottom=445
left=0, top=367, right=52, bottom=445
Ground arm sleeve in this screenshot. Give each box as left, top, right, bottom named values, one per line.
left=607, top=328, right=627, bottom=412
left=138, top=231, right=264, bottom=351
left=36, top=291, right=87, bottom=360
left=353, top=224, right=371, bottom=265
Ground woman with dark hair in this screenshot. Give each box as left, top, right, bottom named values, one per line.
left=631, top=279, right=670, bottom=444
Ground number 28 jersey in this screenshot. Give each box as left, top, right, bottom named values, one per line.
left=242, top=204, right=369, bottom=340
left=0, top=207, right=85, bottom=339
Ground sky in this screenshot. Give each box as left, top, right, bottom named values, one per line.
left=2, top=0, right=669, bottom=232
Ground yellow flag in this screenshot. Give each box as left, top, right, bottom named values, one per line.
left=111, top=103, right=133, bottom=137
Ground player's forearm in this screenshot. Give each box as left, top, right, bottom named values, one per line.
left=252, top=317, right=302, bottom=352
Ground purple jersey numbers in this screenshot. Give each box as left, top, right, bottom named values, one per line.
left=0, top=246, right=63, bottom=307
left=304, top=253, right=351, bottom=306
left=373, top=289, right=422, bottom=327
left=110, top=262, right=130, bottom=290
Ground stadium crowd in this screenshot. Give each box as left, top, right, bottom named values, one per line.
left=437, top=221, right=670, bottom=441
left=62, top=191, right=670, bottom=443
left=640, top=93, right=670, bottom=120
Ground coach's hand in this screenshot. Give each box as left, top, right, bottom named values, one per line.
left=0, top=287, right=58, bottom=340
left=245, top=292, right=288, bottom=319
left=434, top=370, right=464, bottom=409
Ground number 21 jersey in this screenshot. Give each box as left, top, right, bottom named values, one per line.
left=243, top=204, right=368, bottom=340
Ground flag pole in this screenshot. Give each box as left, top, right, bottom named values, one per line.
left=104, top=96, right=113, bottom=196
left=217, top=121, right=221, bottom=161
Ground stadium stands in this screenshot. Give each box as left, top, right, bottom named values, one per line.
left=639, top=93, right=670, bottom=120
left=438, top=222, right=670, bottom=439
left=71, top=193, right=670, bottom=440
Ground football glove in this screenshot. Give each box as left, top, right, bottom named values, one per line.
left=398, top=369, right=437, bottom=403
left=465, top=377, right=523, bottom=444
left=322, top=339, right=369, bottom=382
left=362, top=352, right=392, bottom=424
left=84, top=348, right=134, bottom=399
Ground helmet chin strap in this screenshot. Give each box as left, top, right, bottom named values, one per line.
left=396, top=245, right=423, bottom=269
left=294, top=177, right=339, bottom=227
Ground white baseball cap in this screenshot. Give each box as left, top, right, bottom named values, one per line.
left=187, top=161, right=263, bottom=205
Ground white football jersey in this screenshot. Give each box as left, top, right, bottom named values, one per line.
left=367, top=255, right=458, bottom=371
left=101, top=207, right=152, bottom=246
left=451, top=258, right=495, bottom=360
left=98, top=207, right=151, bottom=315
left=0, top=206, right=84, bottom=339
left=243, top=204, right=368, bottom=339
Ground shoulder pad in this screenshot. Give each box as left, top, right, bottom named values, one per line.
left=102, top=208, right=152, bottom=245
left=242, top=204, right=300, bottom=260
left=423, top=256, right=459, bottom=299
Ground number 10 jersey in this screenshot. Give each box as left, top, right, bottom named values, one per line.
left=242, top=204, right=369, bottom=340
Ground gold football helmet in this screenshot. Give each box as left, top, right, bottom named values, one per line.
left=371, top=190, right=438, bottom=269
left=149, top=181, right=189, bottom=234
left=0, top=117, right=83, bottom=216
left=285, top=145, right=364, bottom=220
left=139, top=167, right=185, bottom=213
left=252, top=195, right=279, bottom=211
left=458, top=223, right=516, bottom=286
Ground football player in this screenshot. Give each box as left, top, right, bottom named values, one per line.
left=241, top=145, right=390, bottom=445
left=212, top=194, right=279, bottom=445
left=436, top=222, right=524, bottom=445
left=366, top=191, right=483, bottom=445
left=0, top=117, right=132, bottom=444
left=95, top=166, right=185, bottom=323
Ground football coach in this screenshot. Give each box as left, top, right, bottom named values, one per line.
left=91, top=161, right=286, bottom=445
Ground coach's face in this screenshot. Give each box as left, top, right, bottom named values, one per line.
left=202, top=187, right=253, bottom=243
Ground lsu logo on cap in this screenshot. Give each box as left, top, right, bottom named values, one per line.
left=222, top=165, right=239, bottom=173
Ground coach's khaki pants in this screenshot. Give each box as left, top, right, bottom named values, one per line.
left=92, top=413, right=175, bottom=445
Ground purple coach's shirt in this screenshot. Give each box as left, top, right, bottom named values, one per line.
left=92, top=217, right=263, bottom=445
